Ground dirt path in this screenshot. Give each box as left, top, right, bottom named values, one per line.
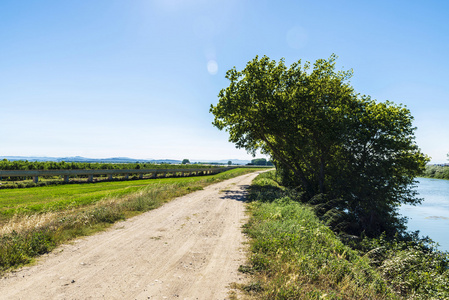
left=0, top=171, right=263, bottom=300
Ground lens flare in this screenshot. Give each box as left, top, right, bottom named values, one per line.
left=207, top=60, right=218, bottom=75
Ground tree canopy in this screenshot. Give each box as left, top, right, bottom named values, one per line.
left=210, top=54, right=429, bottom=236
left=250, top=158, right=268, bottom=166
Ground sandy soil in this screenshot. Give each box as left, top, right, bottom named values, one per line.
left=0, top=171, right=263, bottom=300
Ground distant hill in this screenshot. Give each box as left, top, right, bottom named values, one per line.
left=192, top=159, right=251, bottom=165
left=0, top=156, right=181, bottom=164
left=0, top=156, right=251, bottom=165
left=0, top=156, right=62, bottom=162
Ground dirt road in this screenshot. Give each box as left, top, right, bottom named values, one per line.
left=0, top=171, right=263, bottom=300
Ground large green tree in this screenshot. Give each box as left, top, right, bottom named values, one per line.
left=210, top=55, right=429, bottom=236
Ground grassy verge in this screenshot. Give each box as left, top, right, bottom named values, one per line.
left=240, top=172, right=449, bottom=299
left=0, top=168, right=258, bottom=274
left=240, top=171, right=396, bottom=299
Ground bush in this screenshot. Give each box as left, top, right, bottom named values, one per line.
left=0, top=229, right=56, bottom=272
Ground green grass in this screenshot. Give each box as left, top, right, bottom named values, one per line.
left=0, top=169, right=253, bottom=220
left=0, top=168, right=259, bottom=274
left=241, top=171, right=397, bottom=299
left=422, top=165, right=449, bottom=180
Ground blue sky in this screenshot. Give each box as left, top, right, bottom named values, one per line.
left=1, top=0, right=448, bottom=162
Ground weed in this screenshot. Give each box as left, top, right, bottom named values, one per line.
left=186, top=186, right=203, bottom=192
left=242, top=281, right=263, bottom=293
left=238, top=264, right=254, bottom=274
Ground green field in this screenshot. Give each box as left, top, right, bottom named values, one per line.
left=0, top=168, right=258, bottom=222
left=0, top=177, right=194, bottom=218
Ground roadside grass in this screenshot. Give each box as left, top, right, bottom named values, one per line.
left=242, top=171, right=449, bottom=299
left=0, top=168, right=259, bottom=274
left=240, top=171, right=398, bottom=299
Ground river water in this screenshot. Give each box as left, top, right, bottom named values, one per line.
left=399, top=177, right=449, bottom=252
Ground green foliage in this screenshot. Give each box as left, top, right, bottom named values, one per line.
left=348, top=233, right=449, bottom=299
left=0, top=229, right=56, bottom=271
left=0, top=160, right=216, bottom=172
left=250, top=158, right=268, bottom=165
left=422, top=165, right=449, bottom=180
left=181, top=159, right=190, bottom=164
left=380, top=245, right=449, bottom=298
left=211, top=54, right=429, bottom=237
left=249, top=158, right=274, bottom=166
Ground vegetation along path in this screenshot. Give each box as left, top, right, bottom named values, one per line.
left=0, top=171, right=265, bottom=299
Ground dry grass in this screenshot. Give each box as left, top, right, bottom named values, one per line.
left=0, top=212, right=60, bottom=236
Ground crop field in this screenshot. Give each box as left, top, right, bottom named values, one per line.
left=0, top=178, right=171, bottom=218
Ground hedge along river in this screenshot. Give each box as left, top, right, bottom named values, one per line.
left=399, top=177, right=449, bottom=252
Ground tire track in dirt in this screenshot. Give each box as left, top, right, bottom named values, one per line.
left=0, top=171, right=263, bottom=300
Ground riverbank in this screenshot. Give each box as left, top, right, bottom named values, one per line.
left=422, top=165, right=449, bottom=180
left=239, top=172, right=449, bottom=299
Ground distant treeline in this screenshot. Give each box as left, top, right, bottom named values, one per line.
left=247, top=158, right=274, bottom=166
left=0, top=159, right=216, bottom=171
left=422, top=165, right=449, bottom=180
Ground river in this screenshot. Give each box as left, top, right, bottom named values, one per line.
left=399, top=177, right=449, bottom=252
